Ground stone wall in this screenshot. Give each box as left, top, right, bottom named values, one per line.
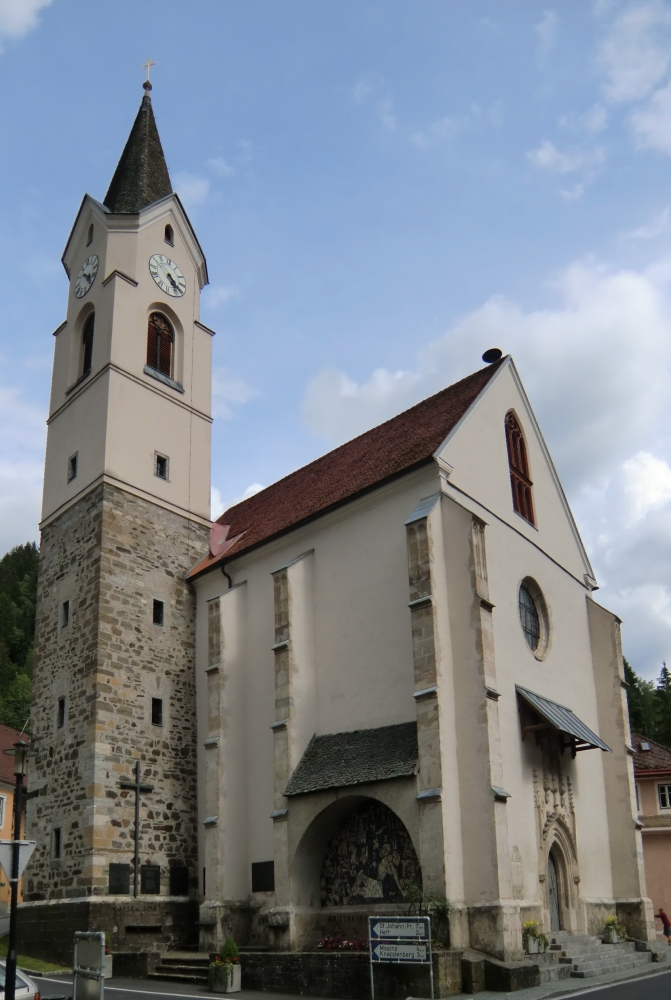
left=17, top=898, right=198, bottom=965
left=24, top=482, right=208, bottom=955
left=240, top=950, right=462, bottom=999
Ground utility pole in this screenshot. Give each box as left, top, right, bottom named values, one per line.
left=120, top=762, right=154, bottom=897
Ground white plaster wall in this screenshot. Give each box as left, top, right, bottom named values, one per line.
left=43, top=194, right=211, bottom=524
left=439, top=361, right=592, bottom=585
left=194, top=466, right=440, bottom=893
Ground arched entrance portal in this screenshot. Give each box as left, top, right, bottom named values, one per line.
left=547, top=851, right=561, bottom=932
left=320, top=799, right=421, bottom=906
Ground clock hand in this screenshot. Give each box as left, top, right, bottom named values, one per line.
left=167, top=272, right=178, bottom=288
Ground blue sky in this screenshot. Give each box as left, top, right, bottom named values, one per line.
left=3, top=0, right=671, bottom=678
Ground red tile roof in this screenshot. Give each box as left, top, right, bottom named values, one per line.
left=0, top=725, right=30, bottom=788
left=631, top=732, right=671, bottom=774
left=190, top=358, right=504, bottom=578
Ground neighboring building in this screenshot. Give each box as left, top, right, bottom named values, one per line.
left=21, top=82, right=655, bottom=965
left=632, top=732, right=671, bottom=925
left=0, top=724, right=29, bottom=914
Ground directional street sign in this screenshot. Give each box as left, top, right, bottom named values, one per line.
left=368, top=915, right=434, bottom=1000
left=371, top=941, right=428, bottom=963
left=370, top=919, right=427, bottom=940
left=0, top=840, right=36, bottom=880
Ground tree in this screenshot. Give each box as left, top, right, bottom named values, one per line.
left=0, top=542, right=38, bottom=731
left=624, top=658, right=658, bottom=738
left=656, top=663, right=671, bottom=749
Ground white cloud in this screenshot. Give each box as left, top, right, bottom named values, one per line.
left=173, top=172, right=210, bottom=207
left=211, top=368, right=258, bottom=419
left=528, top=140, right=604, bottom=173
left=207, top=156, right=235, bottom=177
left=535, top=10, right=559, bottom=63
left=411, top=102, right=504, bottom=150
left=211, top=481, right=266, bottom=520
left=203, top=284, right=241, bottom=309
left=527, top=141, right=605, bottom=198
left=351, top=73, right=396, bottom=131
left=622, top=452, right=671, bottom=524
left=625, top=203, right=671, bottom=239
left=301, top=254, right=671, bottom=676
left=0, top=0, right=52, bottom=46
left=629, top=79, right=671, bottom=153
left=582, top=103, right=609, bottom=133
left=598, top=1, right=671, bottom=103
left=0, top=382, right=45, bottom=554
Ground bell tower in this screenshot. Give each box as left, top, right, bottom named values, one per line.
left=21, top=82, right=212, bottom=962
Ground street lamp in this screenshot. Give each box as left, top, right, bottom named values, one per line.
left=3, top=741, right=35, bottom=1000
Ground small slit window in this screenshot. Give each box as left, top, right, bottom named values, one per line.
left=152, top=697, right=163, bottom=727
left=165, top=224, right=174, bottom=246
left=155, top=454, right=168, bottom=480
left=82, top=313, right=94, bottom=377
left=147, top=312, right=174, bottom=377
left=68, top=453, right=78, bottom=483
left=61, top=601, right=70, bottom=627
left=153, top=599, right=164, bottom=625
left=57, top=697, right=66, bottom=728
left=53, top=827, right=62, bottom=859
left=505, top=412, right=535, bottom=526
left=86, top=223, right=94, bottom=246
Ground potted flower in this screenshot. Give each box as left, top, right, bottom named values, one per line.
left=209, top=938, right=241, bottom=993
left=522, top=921, right=545, bottom=954
left=603, top=916, right=626, bottom=944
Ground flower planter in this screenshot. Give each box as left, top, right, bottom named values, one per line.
left=209, top=966, right=241, bottom=993
left=525, top=938, right=539, bottom=954
left=604, top=930, right=620, bottom=944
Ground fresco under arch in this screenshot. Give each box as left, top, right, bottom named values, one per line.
left=320, top=799, right=422, bottom=906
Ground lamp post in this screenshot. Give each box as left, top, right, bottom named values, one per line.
left=3, top=741, right=34, bottom=1000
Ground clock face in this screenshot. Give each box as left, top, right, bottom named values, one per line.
left=149, top=254, right=186, bottom=297
left=74, top=255, right=99, bottom=298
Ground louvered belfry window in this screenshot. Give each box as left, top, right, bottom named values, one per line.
left=147, top=312, right=173, bottom=377
left=505, top=411, right=535, bottom=525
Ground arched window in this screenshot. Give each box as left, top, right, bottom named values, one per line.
left=164, top=224, right=174, bottom=246
left=82, top=313, right=94, bottom=377
left=86, top=223, right=94, bottom=246
left=147, top=312, right=173, bottom=377
left=505, top=411, right=535, bottom=525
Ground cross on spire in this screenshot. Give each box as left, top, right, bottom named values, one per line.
left=142, top=58, right=157, bottom=83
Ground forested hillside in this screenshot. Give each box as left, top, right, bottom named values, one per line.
left=0, top=543, right=38, bottom=730
left=625, top=657, right=671, bottom=747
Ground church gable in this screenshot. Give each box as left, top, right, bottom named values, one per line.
left=436, top=358, right=594, bottom=585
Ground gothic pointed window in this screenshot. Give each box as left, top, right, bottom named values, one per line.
left=82, top=313, right=94, bottom=377
left=505, top=411, right=535, bottom=525
left=147, top=312, right=173, bottom=377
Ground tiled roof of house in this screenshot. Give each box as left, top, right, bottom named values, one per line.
left=0, top=724, right=29, bottom=787
left=190, top=358, right=504, bottom=578
left=631, top=732, right=671, bottom=774
left=104, top=87, right=172, bottom=214
left=284, top=721, right=418, bottom=796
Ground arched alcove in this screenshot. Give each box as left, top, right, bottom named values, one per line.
left=320, top=799, right=421, bottom=906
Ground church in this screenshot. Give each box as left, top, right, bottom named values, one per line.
left=20, top=83, right=655, bottom=982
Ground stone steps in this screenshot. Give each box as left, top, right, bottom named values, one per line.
left=151, top=952, right=211, bottom=985
left=549, top=933, right=653, bottom=980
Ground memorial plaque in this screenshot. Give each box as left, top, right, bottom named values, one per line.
left=141, top=864, right=161, bottom=895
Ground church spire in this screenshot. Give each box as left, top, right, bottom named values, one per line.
left=103, top=81, right=172, bottom=214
